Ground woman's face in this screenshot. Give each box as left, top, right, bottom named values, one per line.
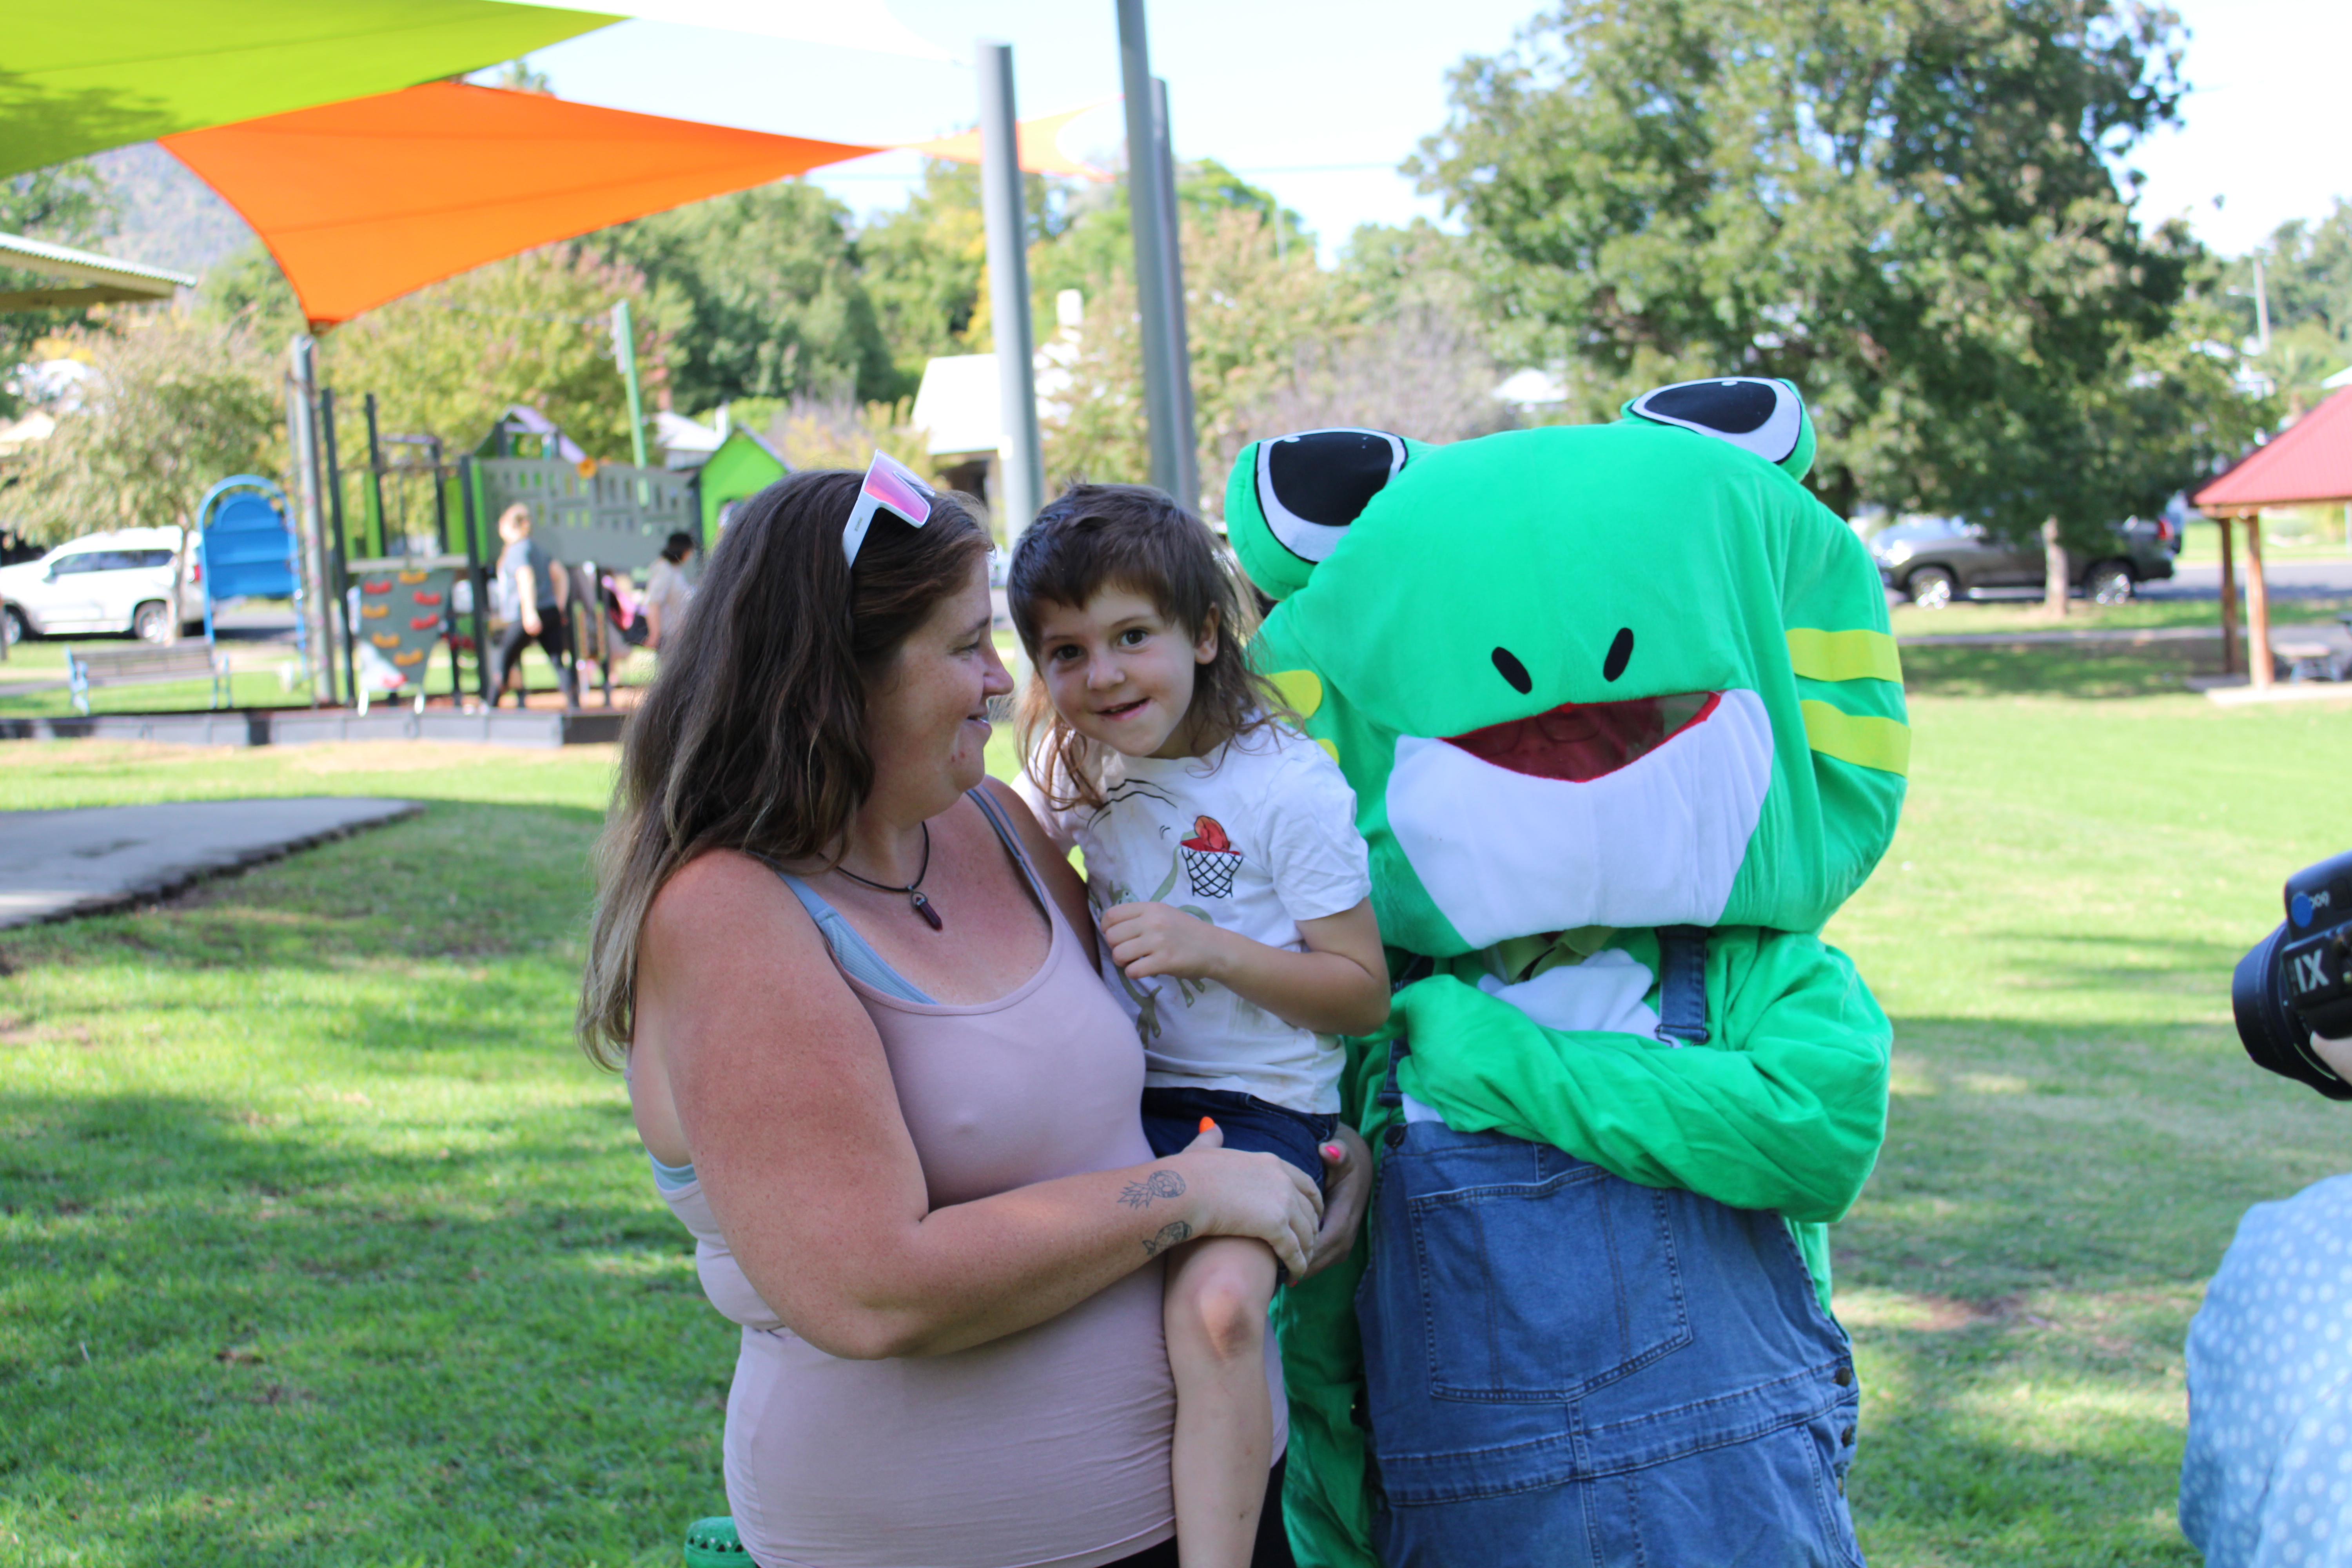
left=862, top=556, right=1011, bottom=818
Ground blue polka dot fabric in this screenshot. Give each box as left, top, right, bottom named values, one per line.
left=2183, top=1173, right=2352, bottom=1566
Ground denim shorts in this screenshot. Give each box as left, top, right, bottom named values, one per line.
left=1141, top=1087, right=1335, bottom=1194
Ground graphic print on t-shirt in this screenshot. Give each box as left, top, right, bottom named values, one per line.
left=1179, top=815, right=1241, bottom=898
left=1090, top=782, right=1221, bottom=1044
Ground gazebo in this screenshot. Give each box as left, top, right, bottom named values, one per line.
left=2193, top=387, right=2352, bottom=693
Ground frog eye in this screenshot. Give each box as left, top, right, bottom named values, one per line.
left=1255, top=428, right=1407, bottom=566
left=1629, top=377, right=1805, bottom=467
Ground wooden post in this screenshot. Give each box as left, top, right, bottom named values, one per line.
left=2245, top=510, right=2273, bottom=692
left=2218, top=516, right=2239, bottom=675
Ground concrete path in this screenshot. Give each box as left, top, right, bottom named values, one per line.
left=0, top=797, right=419, bottom=929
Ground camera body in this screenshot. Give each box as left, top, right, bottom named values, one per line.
left=2234, top=849, right=2352, bottom=1100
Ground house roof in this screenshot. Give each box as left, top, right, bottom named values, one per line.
left=2196, top=388, right=2352, bottom=513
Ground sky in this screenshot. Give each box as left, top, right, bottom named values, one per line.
left=509, top=0, right=2348, bottom=264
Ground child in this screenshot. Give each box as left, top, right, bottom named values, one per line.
left=1009, top=485, right=1390, bottom=1568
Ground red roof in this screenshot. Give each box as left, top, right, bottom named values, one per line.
left=2196, top=387, right=2352, bottom=512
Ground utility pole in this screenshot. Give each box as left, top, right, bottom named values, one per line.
left=610, top=299, right=649, bottom=470
left=1116, top=0, right=1189, bottom=502
left=978, top=38, right=1045, bottom=554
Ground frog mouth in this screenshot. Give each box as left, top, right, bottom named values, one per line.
left=1386, top=687, right=1773, bottom=948
left=1441, top=691, right=1722, bottom=782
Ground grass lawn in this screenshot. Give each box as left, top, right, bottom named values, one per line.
left=1887, top=593, right=2352, bottom=644
left=0, top=637, right=654, bottom=718
left=4, top=647, right=2351, bottom=1565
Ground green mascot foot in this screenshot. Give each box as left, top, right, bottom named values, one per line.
left=683, top=1515, right=750, bottom=1566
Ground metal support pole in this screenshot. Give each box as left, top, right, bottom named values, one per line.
left=1151, top=76, right=1198, bottom=511
left=363, top=393, right=388, bottom=557
left=320, top=388, right=355, bottom=708
left=978, top=39, right=1045, bottom=550
left=459, top=457, right=491, bottom=705
left=287, top=336, right=332, bottom=706
left=612, top=300, right=650, bottom=471
left=1117, top=0, right=1184, bottom=499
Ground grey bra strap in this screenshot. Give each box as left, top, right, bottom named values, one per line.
left=965, top=785, right=1053, bottom=915
left=758, top=858, right=936, bottom=1004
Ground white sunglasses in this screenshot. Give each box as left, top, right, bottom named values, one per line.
left=842, top=450, right=937, bottom=566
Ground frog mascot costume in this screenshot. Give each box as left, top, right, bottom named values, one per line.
left=1227, top=378, right=1906, bottom=1567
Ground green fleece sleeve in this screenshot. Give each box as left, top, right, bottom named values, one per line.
left=1392, top=929, right=1890, bottom=1224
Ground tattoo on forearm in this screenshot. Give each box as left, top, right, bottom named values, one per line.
left=1118, top=1170, right=1186, bottom=1209
left=1142, top=1221, right=1194, bottom=1257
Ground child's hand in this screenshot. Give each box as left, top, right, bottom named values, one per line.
left=1100, top=900, right=1229, bottom=982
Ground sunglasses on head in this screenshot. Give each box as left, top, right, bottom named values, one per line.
left=842, top=450, right=937, bottom=566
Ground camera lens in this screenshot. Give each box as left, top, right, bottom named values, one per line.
left=2234, top=922, right=2352, bottom=1101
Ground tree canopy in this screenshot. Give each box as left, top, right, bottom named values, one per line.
left=1414, top=0, right=2260, bottom=536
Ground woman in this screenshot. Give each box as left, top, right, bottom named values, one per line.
left=641, top=528, right=695, bottom=650
left=579, top=466, right=1368, bottom=1568
left=487, top=502, right=576, bottom=708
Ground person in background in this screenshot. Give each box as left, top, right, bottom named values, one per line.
left=2180, top=1029, right=2352, bottom=1567
left=487, top=502, right=576, bottom=709
left=642, top=529, right=695, bottom=650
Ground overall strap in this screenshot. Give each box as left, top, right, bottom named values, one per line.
left=1652, top=926, right=1712, bottom=1046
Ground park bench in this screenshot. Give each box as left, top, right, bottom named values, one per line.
left=2271, top=615, right=2352, bottom=684
left=66, top=641, right=230, bottom=714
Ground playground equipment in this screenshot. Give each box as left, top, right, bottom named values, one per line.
left=194, top=475, right=307, bottom=697
left=345, top=554, right=463, bottom=714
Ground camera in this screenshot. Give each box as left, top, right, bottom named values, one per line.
left=2234, top=849, right=2352, bottom=1100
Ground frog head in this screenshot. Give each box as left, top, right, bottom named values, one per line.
left=1227, top=377, right=1907, bottom=956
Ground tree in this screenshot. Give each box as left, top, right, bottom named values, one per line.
left=2237, top=201, right=2352, bottom=417
left=15, top=313, right=280, bottom=545
left=857, top=161, right=992, bottom=397
left=314, top=245, right=663, bottom=459
left=593, top=181, right=893, bottom=411
left=1415, top=0, right=2262, bottom=580
left=0, top=161, right=119, bottom=419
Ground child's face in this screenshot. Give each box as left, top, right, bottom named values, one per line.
left=1032, top=586, right=1218, bottom=760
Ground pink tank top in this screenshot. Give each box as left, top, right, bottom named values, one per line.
left=656, top=791, right=1281, bottom=1568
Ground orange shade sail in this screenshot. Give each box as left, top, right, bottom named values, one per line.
left=162, top=83, right=881, bottom=327
left=899, top=98, right=1118, bottom=183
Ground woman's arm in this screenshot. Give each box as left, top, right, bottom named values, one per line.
left=1096, top=896, right=1390, bottom=1036
left=641, top=851, right=1319, bottom=1361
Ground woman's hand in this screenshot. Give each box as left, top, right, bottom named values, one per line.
left=1298, top=1125, right=1372, bottom=1280
left=1167, top=1121, right=1323, bottom=1280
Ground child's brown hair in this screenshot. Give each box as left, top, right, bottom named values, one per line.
left=1007, top=483, right=1282, bottom=812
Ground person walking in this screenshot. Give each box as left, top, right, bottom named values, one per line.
left=487, top=503, right=576, bottom=708
left=641, top=529, right=695, bottom=650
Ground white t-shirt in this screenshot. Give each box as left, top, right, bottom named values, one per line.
left=643, top=556, right=691, bottom=642
left=1025, top=724, right=1372, bottom=1113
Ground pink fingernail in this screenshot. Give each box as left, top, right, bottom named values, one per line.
left=1322, top=1144, right=1343, bottom=1160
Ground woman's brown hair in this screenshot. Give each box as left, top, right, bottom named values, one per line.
left=577, top=468, right=988, bottom=1065
left=1007, top=483, right=1280, bottom=813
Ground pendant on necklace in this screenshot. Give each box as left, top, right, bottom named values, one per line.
left=909, top=891, right=944, bottom=931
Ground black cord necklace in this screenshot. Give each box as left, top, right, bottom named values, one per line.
left=833, top=824, right=943, bottom=930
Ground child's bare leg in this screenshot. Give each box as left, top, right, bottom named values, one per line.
left=1164, top=1234, right=1279, bottom=1568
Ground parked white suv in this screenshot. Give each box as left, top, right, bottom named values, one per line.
left=0, top=528, right=201, bottom=645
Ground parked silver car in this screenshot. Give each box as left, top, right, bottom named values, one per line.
left=0, top=528, right=202, bottom=644
left=1871, top=515, right=2178, bottom=608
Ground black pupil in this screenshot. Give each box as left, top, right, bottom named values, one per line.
left=1647, top=380, right=1776, bottom=434
left=1603, top=628, right=1634, bottom=682
left=1492, top=647, right=1532, bottom=695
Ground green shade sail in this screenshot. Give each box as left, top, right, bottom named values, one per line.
left=1, top=0, right=615, bottom=180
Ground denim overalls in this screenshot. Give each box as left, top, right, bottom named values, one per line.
left=1357, top=935, right=1865, bottom=1566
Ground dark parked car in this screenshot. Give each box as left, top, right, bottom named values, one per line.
left=1871, top=515, right=2178, bottom=608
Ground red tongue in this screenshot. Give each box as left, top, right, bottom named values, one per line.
left=1445, top=692, right=1720, bottom=783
